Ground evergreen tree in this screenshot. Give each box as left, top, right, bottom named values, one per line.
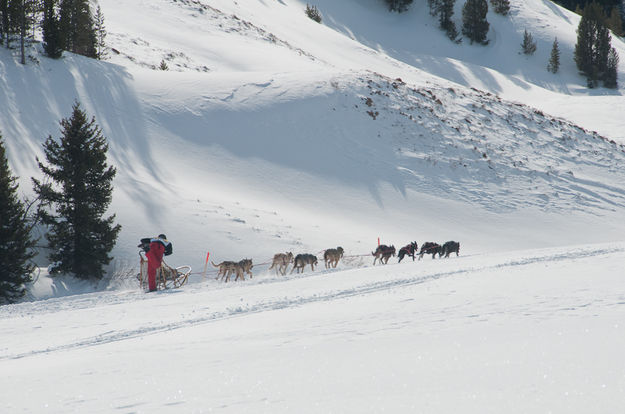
left=521, top=29, right=537, bottom=55
left=385, top=0, right=413, bottom=12
left=547, top=37, right=561, bottom=73
left=605, top=6, right=623, bottom=36
left=604, top=47, right=619, bottom=88
left=0, top=0, right=37, bottom=62
left=1, top=0, right=22, bottom=49
left=0, top=134, right=36, bottom=304
left=574, top=4, right=583, bottom=15
left=33, top=102, right=121, bottom=280
left=574, top=2, right=615, bottom=87
left=305, top=4, right=322, bottom=23
left=462, top=0, right=489, bottom=44
left=94, top=4, right=106, bottom=59
left=554, top=0, right=622, bottom=14
left=0, top=0, right=6, bottom=46
left=429, top=0, right=458, bottom=40
left=43, top=0, right=63, bottom=59
left=490, top=0, right=510, bottom=16
left=59, top=0, right=96, bottom=58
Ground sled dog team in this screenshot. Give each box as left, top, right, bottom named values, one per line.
left=372, top=240, right=460, bottom=265
left=210, top=241, right=460, bottom=282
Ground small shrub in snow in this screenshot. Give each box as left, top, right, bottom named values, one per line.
left=305, top=4, right=322, bottom=23
left=159, top=59, right=169, bottom=70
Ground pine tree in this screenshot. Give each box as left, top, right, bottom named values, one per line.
left=547, top=37, right=560, bottom=73
left=43, top=0, right=63, bottom=59
left=521, top=29, right=537, bottom=55
left=1, top=0, right=22, bottom=49
left=604, top=47, right=619, bottom=88
left=554, top=0, right=622, bottom=15
left=427, top=0, right=441, bottom=15
left=429, top=0, right=458, bottom=40
left=574, top=2, right=615, bottom=87
left=605, top=6, right=624, bottom=36
left=94, top=5, right=106, bottom=59
left=462, top=0, right=489, bottom=45
left=385, top=0, right=413, bottom=12
left=0, top=0, right=6, bottom=46
left=59, top=0, right=96, bottom=58
left=0, top=0, right=37, bottom=62
left=490, top=0, right=510, bottom=16
left=440, top=0, right=458, bottom=40
left=0, top=134, right=36, bottom=304
left=305, top=4, right=322, bottom=23
left=33, top=102, right=121, bottom=280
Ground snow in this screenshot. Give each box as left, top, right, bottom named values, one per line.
left=1, top=0, right=625, bottom=412
left=2, top=245, right=625, bottom=412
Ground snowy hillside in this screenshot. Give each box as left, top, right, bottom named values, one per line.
left=3, top=0, right=625, bottom=272
left=2, top=0, right=625, bottom=411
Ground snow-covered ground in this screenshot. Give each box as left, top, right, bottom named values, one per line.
left=1, top=0, right=625, bottom=411
left=2, top=244, right=624, bottom=412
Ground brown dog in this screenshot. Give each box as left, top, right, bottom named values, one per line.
left=372, top=245, right=396, bottom=265
left=212, top=260, right=237, bottom=280
left=324, top=247, right=344, bottom=269
left=268, top=252, right=294, bottom=275
left=213, top=259, right=253, bottom=282
left=238, top=258, right=253, bottom=278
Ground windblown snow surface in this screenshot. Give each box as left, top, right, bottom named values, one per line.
left=1, top=0, right=625, bottom=412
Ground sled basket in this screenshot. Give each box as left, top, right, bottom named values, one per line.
left=138, top=252, right=192, bottom=290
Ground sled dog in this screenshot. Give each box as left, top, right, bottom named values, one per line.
left=439, top=241, right=460, bottom=258
left=372, top=245, right=396, bottom=265
left=324, top=247, right=344, bottom=269
left=238, top=258, right=254, bottom=278
left=291, top=254, right=318, bottom=274
left=418, top=242, right=441, bottom=260
left=268, top=252, right=294, bottom=275
left=212, top=260, right=237, bottom=279
left=398, top=242, right=418, bottom=263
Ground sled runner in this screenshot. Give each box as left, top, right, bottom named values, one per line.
left=138, top=251, right=191, bottom=290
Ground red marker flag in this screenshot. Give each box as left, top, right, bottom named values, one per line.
left=202, top=251, right=210, bottom=280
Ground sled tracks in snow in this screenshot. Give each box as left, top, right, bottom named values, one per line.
left=2, top=246, right=622, bottom=360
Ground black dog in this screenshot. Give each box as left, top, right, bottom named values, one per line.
left=439, top=241, right=460, bottom=258
left=418, top=242, right=441, bottom=260
left=398, top=242, right=418, bottom=263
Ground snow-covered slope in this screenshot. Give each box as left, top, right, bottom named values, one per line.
left=2, top=0, right=625, bottom=273
left=102, top=0, right=625, bottom=141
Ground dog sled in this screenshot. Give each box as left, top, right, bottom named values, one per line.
left=138, top=251, right=192, bottom=290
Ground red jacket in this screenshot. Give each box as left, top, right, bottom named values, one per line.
left=146, top=239, right=167, bottom=265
